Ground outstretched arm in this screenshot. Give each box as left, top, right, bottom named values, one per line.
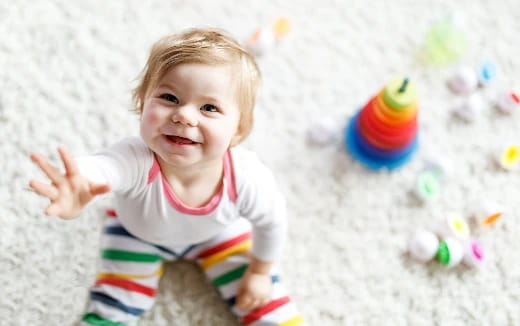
left=29, top=146, right=111, bottom=219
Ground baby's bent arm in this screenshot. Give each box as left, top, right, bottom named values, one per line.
left=29, top=146, right=111, bottom=219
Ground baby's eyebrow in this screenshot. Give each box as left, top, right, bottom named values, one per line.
left=156, top=84, right=176, bottom=92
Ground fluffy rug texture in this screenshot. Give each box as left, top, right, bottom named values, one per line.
left=1, top=0, right=519, bottom=325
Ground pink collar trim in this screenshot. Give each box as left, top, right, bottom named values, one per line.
left=147, top=151, right=237, bottom=215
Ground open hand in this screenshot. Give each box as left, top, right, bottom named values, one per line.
left=29, top=146, right=110, bottom=219
left=236, top=269, right=273, bottom=312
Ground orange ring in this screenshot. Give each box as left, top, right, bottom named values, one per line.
left=357, top=118, right=416, bottom=150
left=373, top=95, right=417, bottom=126
left=362, top=97, right=418, bottom=137
left=374, top=91, right=417, bottom=124
left=359, top=109, right=417, bottom=146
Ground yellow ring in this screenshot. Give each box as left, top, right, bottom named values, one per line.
left=372, top=94, right=417, bottom=126
left=376, top=91, right=417, bottom=121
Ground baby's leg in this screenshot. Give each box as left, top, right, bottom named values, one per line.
left=81, top=211, right=172, bottom=326
left=188, top=219, right=304, bottom=326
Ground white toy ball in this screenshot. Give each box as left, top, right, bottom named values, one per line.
left=408, top=230, right=439, bottom=262
left=246, top=27, right=276, bottom=56
left=477, top=60, right=498, bottom=86
left=436, top=237, right=464, bottom=268
left=246, top=17, right=291, bottom=57
left=306, top=116, right=340, bottom=145
left=423, top=154, right=454, bottom=179
left=463, top=239, right=484, bottom=267
left=473, top=199, right=504, bottom=227
left=495, top=143, right=520, bottom=171
left=413, top=170, right=441, bottom=202
left=453, top=93, right=485, bottom=122
left=448, top=66, right=478, bottom=94
left=437, top=212, right=470, bottom=240
left=495, top=91, right=520, bottom=115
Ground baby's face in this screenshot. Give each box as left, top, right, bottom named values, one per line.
left=140, top=63, right=241, bottom=170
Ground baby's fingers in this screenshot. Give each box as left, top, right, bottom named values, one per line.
left=57, top=146, right=79, bottom=177
left=90, top=183, right=111, bottom=196
left=29, top=180, right=59, bottom=201
left=30, top=153, right=64, bottom=184
left=44, top=202, right=64, bottom=217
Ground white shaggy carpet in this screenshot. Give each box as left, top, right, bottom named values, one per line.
left=1, top=0, right=519, bottom=325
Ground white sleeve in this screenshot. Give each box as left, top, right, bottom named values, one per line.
left=75, top=137, right=151, bottom=194
left=235, top=149, right=288, bottom=262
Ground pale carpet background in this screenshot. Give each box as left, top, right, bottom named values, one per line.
left=1, top=0, right=519, bottom=325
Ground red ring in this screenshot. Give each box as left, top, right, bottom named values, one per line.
left=358, top=107, right=417, bottom=148
left=362, top=98, right=417, bottom=140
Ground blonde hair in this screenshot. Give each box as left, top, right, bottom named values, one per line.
left=132, top=28, right=261, bottom=145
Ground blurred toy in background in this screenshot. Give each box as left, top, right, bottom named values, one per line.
left=447, top=60, right=499, bottom=95
left=472, top=199, right=504, bottom=228
left=423, top=154, right=454, bottom=179
left=407, top=201, right=508, bottom=269
left=306, top=115, right=342, bottom=146
left=477, top=60, right=499, bottom=86
left=413, top=169, right=441, bottom=202
left=412, top=155, right=454, bottom=204
left=494, top=143, right=520, bottom=171
left=408, top=230, right=439, bottom=262
left=495, top=91, right=519, bottom=115
left=422, top=14, right=469, bottom=65
left=437, top=213, right=470, bottom=240
left=345, top=77, right=419, bottom=170
left=452, top=93, right=485, bottom=123
left=436, top=237, right=465, bottom=268
left=448, top=66, right=478, bottom=95
left=246, top=17, right=291, bottom=56
left=462, top=239, right=484, bottom=268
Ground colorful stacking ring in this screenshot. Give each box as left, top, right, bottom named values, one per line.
left=373, top=92, right=417, bottom=125
left=345, top=114, right=418, bottom=170
left=353, top=116, right=418, bottom=160
left=358, top=102, right=417, bottom=146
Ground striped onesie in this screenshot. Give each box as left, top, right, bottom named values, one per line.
left=76, top=137, right=303, bottom=326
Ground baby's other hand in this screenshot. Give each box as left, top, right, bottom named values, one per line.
left=236, top=270, right=272, bottom=312
left=29, top=146, right=110, bottom=219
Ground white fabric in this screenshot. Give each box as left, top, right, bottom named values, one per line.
left=77, top=137, right=287, bottom=262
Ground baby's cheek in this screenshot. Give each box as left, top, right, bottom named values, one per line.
left=141, top=110, right=162, bottom=127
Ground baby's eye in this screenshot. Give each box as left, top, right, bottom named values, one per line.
left=201, top=104, right=218, bottom=112
left=160, top=93, right=179, bottom=104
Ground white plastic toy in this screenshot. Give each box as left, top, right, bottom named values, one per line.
left=306, top=116, right=340, bottom=145
left=463, top=239, right=484, bottom=267
left=477, top=60, right=498, bottom=86
left=423, top=154, right=454, bottom=179
left=473, top=200, right=504, bottom=227
left=246, top=17, right=291, bottom=56
left=453, top=93, right=485, bottom=122
left=495, top=143, right=520, bottom=170
left=408, top=230, right=439, bottom=262
left=448, top=66, right=478, bottom=94
left=437, top=213, right=470, bottom=240
left=495, top=91, right=519, bottom=115
left=436, top=237, right=464, bottom=268
left=413, top=170, right=441, bottom=202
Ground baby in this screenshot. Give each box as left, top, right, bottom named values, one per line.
left=29, top=28, right=303, bottom=325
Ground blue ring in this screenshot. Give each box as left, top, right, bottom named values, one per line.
left=344, top=113, right=419, bottom=170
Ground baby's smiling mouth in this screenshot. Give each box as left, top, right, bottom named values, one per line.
left=165, top=135, right=198, bottom=145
